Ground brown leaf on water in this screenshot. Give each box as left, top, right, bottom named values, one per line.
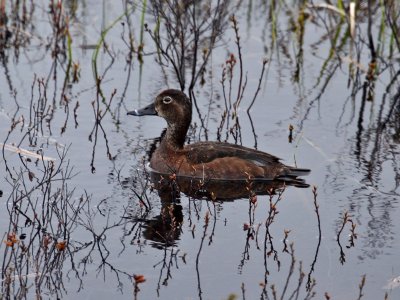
left=4, top=240, right=13, bottom=247
left=133, top=274, right=146, bottom=284
left=28, top=171, right=35, bottom=181
left=55, top=241, right=66, bottom=251
left=4, top=232, right=19, bottom=247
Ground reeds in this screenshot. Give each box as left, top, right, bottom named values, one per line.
left=146, top=0, right=229, bottom=95
left=1, top=1, right=400, bottom=299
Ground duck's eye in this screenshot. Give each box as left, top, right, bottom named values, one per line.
left=162, top=96, right=173, bottom=104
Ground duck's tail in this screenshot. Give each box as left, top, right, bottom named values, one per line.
left=287, top=167, right=311, bottom=177
left=276, top=167, right=311, bottom=188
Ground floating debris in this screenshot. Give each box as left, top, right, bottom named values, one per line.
left=0, top=143, right=56, bottom=161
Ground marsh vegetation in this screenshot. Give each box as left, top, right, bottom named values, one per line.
left=1, top=0, right=400, bottom=299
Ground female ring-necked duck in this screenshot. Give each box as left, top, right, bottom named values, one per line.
left=128, top=89, right=310, bottom=186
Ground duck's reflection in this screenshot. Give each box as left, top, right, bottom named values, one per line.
left=150, top=170, right=308, bottom=201
left=141, top=201, right=183, bottom=249
left=141, top=170, right=309, bottom=248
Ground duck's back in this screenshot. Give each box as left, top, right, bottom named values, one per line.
left=150, top=141, right=309, bottom=181
left=184, top=141, right=280, bottom=166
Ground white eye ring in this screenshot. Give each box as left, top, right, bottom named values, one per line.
left=163, top=96, right=173, bottom=104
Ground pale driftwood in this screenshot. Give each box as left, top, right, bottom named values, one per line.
left=0, top=143, right=56, bottom=161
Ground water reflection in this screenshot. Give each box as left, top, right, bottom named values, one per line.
left=137, top=170, right=299, bottom=251
left=137, top=168, right=308, bottom=249
left=330, top=70, right=400, bottom=260
left=1, top=0, right=400, bottom=299
left=151, top=170, right=308, bottom=201
left=141, top=202, right=183, bottom=249
left=127, top=169, right=321, bottom=299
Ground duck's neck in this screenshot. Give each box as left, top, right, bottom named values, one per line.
left=162, top=121, right=190, bottom=150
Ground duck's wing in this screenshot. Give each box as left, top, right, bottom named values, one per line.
left=183, top=141, right=281, bottom=166
left=183, top=141, right=310, bottom=179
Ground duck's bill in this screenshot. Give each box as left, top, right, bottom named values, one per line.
left=127, top=103, right=157, bottom=116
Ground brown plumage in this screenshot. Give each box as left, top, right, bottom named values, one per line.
left=128, top=89, right=310, bottom=186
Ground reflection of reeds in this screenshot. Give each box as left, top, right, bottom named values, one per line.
left=0, top=0, right=33, bottom=51
left=88, top=89, right=116, bottom=173
left=1, top=1, right=400, bottom=299
left=216, top=17, right=268, bottom=146
left=91, top=7, right=133, bottom=81
left=138, top=0, right=147, bottom=64
left=1, top=147, right=91, bottom=299
left=385, top=0, right=400, bottom=54
left=146, top=0, right=229, bottom=94
left=306, top=186, right=322, bottom=291
left=336, top=211, right=357, bottom=264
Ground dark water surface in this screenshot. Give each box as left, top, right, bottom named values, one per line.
left=1, top=1, right=400, bottom=299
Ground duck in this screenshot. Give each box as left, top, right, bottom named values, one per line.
left=127, top=89, right=310, bottom=186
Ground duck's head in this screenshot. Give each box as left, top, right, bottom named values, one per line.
left=127, top=89, right=192, bottom=148
left=127, top=89, right=192, bottom=124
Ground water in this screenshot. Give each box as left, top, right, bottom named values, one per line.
left=1, top=1, right=400, bottom=299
